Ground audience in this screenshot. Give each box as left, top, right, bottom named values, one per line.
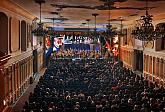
left=53, top=49, right=103, bottom=59
left=22, top=59, right=165, bottom=112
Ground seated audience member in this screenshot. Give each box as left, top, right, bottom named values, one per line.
left=22, top=59, right=165, bottom=112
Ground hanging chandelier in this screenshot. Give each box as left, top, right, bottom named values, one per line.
left=32, top=0, right=47, bottom=36
left=104, top=1, right=117, bottom=38
left=86, top=19, right=91, bottom=37
left=92, top=13, right=99, bottom=33
left=132, top=0, right=164, bottom=41
left=45, top=18, right=56, bottom=37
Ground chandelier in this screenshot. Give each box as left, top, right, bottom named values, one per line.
left=132, top=0, right=164, bottom=41
left=86, top=19, right=91, bottom=36
left=92, top=13, right=99, bottom=33
left=104, top=21, right=117, bottom=38
left=32, top=0, right=47, bottom=36
left=104, top=2, right=117, bottom=38
left=46, top=18, right=56, bottom=37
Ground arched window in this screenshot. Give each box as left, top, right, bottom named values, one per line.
left=156, top=23, right=165, bottom=50
left=0, top=12, right=8, bottom=56
left=160, top=24, right=165, bottom=50
left=21, top=20, right=27, bottom=51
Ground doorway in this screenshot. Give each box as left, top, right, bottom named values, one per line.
left=33, top=49, right=38, bottom=74
left=134, top=49, right=143, bottom=72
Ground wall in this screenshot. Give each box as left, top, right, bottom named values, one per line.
left=0, top=0, right=44, bottom=111
left=3, top=55, right=33, bottom=106
left=11, top=17, right=19, bottom=52
left=120, top=22, right=165, bottom=87
left=120, top=46, right=134, bottom=69
left=143, top=50, right=165, bottom=86
left=120, top=24, right=135, bottom=69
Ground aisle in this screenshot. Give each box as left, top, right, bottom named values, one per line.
left=12, top=68, right=46, bottom=112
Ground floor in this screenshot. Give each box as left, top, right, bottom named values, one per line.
left=11, top=68, right=46, bottom=112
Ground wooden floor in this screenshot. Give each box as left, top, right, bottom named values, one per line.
left=11, top=68, right=46, bottom=112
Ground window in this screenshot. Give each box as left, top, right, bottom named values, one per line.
left=0, top=12, right=8, bottom=56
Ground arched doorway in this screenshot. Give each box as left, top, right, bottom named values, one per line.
left=156, top=23, right=165, bottom=50
left=21, top=20, right=27, bottom=51
left=134, top=49, right=143, bottom=72
left=0, top=12, right=8, bottom=56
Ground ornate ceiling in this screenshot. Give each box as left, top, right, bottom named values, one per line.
left=11, top=0, right=165, bottom=29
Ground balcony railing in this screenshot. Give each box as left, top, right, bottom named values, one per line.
left=0, top=55, right=11, bottom=66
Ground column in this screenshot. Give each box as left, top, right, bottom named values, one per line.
left=15, top=63, right=19, bottom=99
left=152, top=56, right=154, bottom=82
left=8, top=66, right=12, bottom=104
left=20, top=60, right=23, bottom=93
left=163, top=59, right=165, bottom=81
left=11, top=65, right=14, bottom=104
left=30, top=56, right=32, bottom=75
left=154, top=57, right=157, bottom=81
left=149, top=56, right=152, bottom=74
left=18, top=61, right=21, bottom=96
left=4, top=68, right=9, bottom=106
left=12, top=64, right=16, bottom=103
left=160, top=59, right=164, bottom=86
left=156, top=58, right=159, bottom=78
left=156, top=58, right=159, bottom=84
left=131, top=51, right=133, bottom=68
left=133, top=50, right=136, bottom=71
left=123, top=50, right=125, bottom=62
left=22, top=59, right=25, bottom=90
left=5, top=68, right=10, bottom=105
left=143, top=55, right=146, bottom=72
left=29, top=57, right=31, bottom=77
left=160, top=59, right=163, bottom=79
left=27, top=57, right=30, bottom=77
left=153, top=57, right=155, bottom=76
left=3, top=68, right=7, bottom=105
left=24, top=58, right=27, bottom=88
left=130, top=51, right=131, bottom=67
left=147, top=55, right=150, bottom=73
left=26, top=58, right=28, bottom=87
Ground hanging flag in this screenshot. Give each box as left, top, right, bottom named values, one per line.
left=105, top=41, right=111, bottom=50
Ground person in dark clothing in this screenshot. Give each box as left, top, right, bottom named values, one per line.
left=22, top=59, right=165, bottom=112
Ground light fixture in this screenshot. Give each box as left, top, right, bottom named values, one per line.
left=104, top=2, right=117, bottom=38
left=48, top=18, right=56, bottom=37
left=32, top=0, right=47, bottom=36
left=82, top=22, right=86, bottom=26
left=132, top=0, right=164, bottom=41
left=92, top=13, right=99, bottom=32
left=119, top=17, right=124, bottom=36
left=86, top=19, right=91, bottom=36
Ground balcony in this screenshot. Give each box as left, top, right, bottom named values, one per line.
left=0, top=52, right=11, bottom=66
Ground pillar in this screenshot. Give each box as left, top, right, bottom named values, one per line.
left=149, top=56, right=152, bottom=74
left=15, top=63, right=19, bottom=100
left=164, top=59, right=165, bottom=78
left=152, top=56, right=154, bottom=82
left=8, top=66, right=12, bottom=105
left=147, top=55, right=150, bottom=73
left=160, top=59, right=163, bottom=79
left=155, top=58, right=159, bottom=84
left=156, top=58, right=159, bottom=78
left=20, top=60, right=23, bottom=93
left=0, top=68, right=5, bottom=111
left=143, top=55, right=146, bottom=72
left=18, top=61, right=21, bottom=95
left=5, top=68, right=10, bottom=105
left=163, top=59, right=165, bottom=86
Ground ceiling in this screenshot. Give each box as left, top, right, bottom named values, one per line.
left=11, top=0, right=165, bottom=29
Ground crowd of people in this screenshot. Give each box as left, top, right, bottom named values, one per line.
left=53, top=49, right=110, bottom=59
left=22, top=59, right=165, bottom=112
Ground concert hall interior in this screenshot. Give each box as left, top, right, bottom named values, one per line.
left=0, top=0, right=165, bottom=112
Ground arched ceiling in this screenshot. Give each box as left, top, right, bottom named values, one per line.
left=11, top=0, right=165, bottom=29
